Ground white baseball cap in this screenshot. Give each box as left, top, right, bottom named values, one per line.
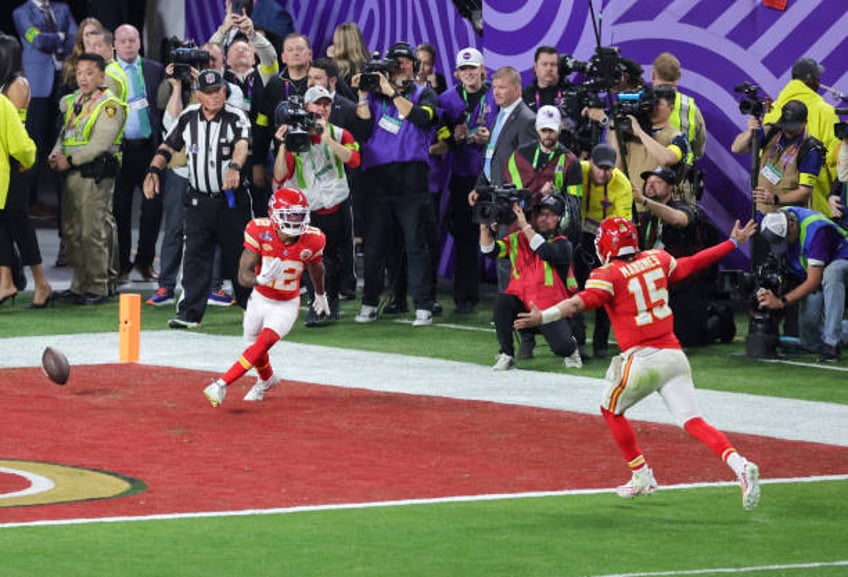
left=304, top=85, right=332, bottom=105
left=535, top=105, right=562, bottom=132
left=760, top=210, right=788, bottom=255
left=455, top=47, right=483, bottom=69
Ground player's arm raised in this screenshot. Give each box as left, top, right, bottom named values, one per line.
left=670, top=219, right=757, bottom=283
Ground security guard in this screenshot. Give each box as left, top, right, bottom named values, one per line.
left=49, top=53, right=126, bottom=305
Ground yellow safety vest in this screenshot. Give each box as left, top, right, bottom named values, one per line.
left=61, top=89, right=126, bottom=157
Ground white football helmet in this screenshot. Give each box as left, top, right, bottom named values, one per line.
left=268, top=187, right=310, bottom=236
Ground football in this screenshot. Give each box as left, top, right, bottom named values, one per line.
left=41, top=346, right=70, bottom=385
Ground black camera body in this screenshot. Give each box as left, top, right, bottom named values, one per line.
left=165, top=37, right=210, bottom=83
left=275, top=96, right=323, bottom=154
left=744, top=252, right=787, bottom=359
left=472, top=184, right=532, bottom=226
left=835, top=107, right=848, bottom=140
left=558, top=46, right=624, bottom=92
left=612, top=89, right=655, bottom=135
left=735, top=82, right=768, bottom=117
left=360, top=57, right=398, bottom=93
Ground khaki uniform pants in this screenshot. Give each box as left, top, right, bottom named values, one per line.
left=61, top=172, right=117, bottom=296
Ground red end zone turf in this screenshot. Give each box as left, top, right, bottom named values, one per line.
left=1, top=364, right=847, bottom=524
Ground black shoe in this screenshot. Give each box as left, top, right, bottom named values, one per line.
left=517, top=333, right=536, bottom=360
left=594, top=348, right=608, bottom=359
left=75, top=292, right=109, bottom=305
left=54, top=289, right=81, bottom=302
left=432, top=301, right=443, bottom=316
left=454, top=302, right=476, bottom=315
left=818, top=344, right=840, bottom=363
left=304, top=307, right=320, bottom=327
left=383, top=299, right=409, bottom=315
left=578, top=345, right=591, bottom=362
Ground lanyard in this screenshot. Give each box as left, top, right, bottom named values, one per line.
left=68, top=88, right=106, bottom=130
left=532, top=146, right=555, bottom=171
left=767, top=131, right=805, bottom=173
left=461, top=86, right=484, bottom=127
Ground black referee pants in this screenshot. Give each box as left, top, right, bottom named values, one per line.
left=176, top=189, right=251, bottom=324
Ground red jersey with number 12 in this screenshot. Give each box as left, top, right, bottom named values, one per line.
left=243, top=217, right=326, bottom=301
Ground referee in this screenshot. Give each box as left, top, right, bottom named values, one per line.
left=143, top=69, right=252, bottom=329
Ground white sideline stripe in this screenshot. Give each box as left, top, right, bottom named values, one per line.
left=585, top=560, right=848, bottom=577
left=759, top=357, right=848, bottom=372
left=1, top=474, right=845, bottom=529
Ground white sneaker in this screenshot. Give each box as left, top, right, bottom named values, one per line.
left=739, top=460, right=761, bottom=511
left=203, top=381, right=226, bottom=407
left=563, top=347, right=583, bottom=369
left=492, top=353, right=515, bottom=371
left=355, top=304, right=378, bottom=323
left=616, top=467, right=658, bottom=498
left=243, top=374, right=281, bottom=402
left=412, top=308, right=433, bottom=327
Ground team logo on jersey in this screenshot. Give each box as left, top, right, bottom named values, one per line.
left=259, top=230, right=274, bottom=241
left=0, top=459, right=146, bottom=508
left=222, top=146, right=231, bottom=156
left=300, top=249, right=314, bottom=260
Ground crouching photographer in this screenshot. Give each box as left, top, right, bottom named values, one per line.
left=478, top=194, right=582, bottom=370
left=757, top=207, right=848, bottom=362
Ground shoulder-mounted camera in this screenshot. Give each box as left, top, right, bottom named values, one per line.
left=274, top=95, right=322, bottom=154
left=472, top=184, right=532, bottom=226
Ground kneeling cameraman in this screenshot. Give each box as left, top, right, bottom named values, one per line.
left=479, top=195, right=582, bottom=370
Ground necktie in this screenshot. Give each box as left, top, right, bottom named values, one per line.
left=128, top=62, right=152, bottom=139
left=40, top=2, right=57, bottom=32
left=484, top=109, right=506, bottom=181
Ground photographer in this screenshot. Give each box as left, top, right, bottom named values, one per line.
left=732, top=100, right=824, bottom=215
left=606, top=86, right=689, bottom=210
left=762, top=58, right=840, bottom=217
left=635, top=166, right=717, bottom=346
left=208, top=0, right=279, bottom=86
left=758, top=207, right=848, bottom=362
left=351, top=41, right=439, bottom=327
left=272, top=85, right=361, bottom=325
left=829, top=130, right=848, bottom=228
left=479, top=195, right=582, bottom=370
left=430, top=47, right=496, bottom=314
left=651, top=52, right=706, bottom=166
left=502, top=105, right=583, bottom=359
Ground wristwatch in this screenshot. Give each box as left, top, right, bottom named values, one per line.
left=228, top=161, right=242, bottom=172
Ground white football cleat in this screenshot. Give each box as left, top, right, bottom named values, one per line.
left=616, top=467, right=658, bottom=498
left=563, top=347, right=583, bottom=369
left=243, top=374, right=281, bottom=402
left=203, top=381, right=226, bottom=407
left=739, top=460, right=761, bottom=511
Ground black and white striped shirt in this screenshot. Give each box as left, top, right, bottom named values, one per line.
left=164, top=102, right=251, bottom=194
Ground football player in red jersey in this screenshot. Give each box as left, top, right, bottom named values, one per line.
left=203, top=188, right=328, bottom=407
left=515, top=216, right=764, bottom=510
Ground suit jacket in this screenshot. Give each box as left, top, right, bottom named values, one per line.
left=13, top=0, right=76, bottom=98
left=118, top=56, right=165, bottom=146
left=477, top=100, right=537, bottom=188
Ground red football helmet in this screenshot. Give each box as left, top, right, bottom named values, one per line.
left=595, top=216, right=639, bottom=264
left=268, top=187, right=310, bottom=236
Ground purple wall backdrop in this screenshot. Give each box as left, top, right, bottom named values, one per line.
left=485, top=0, right=848, bottom=267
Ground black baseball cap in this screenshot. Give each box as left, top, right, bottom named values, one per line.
left=591, top=143, right=617, bottom=169
left=791, top=58, right=824, bottom=83
left=197, top=69, right=225, bottom=91
left=640, top=166, right=677, bottom=185
left=778, top=99, right=808, bottom=131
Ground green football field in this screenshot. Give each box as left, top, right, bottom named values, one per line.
left=1, top=290, right=846, bottom=576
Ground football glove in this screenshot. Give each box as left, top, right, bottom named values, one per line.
left=256, top=257, right=287, bottom=286
left=312, top=293, right=330, bottom=316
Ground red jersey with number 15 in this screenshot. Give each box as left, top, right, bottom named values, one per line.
left=577, top=241, right=736, bottom=352
left=243, top=217, right=326, bottom=301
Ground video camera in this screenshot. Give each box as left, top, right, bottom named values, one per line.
left=558, top=46, right=625, bottom=92
left=472, top=184, right=532, bottom=226
left=164, top=37, right=210, bottom=83
left=612, top=89, right=656, bottom=135
left=835, top=107, right=848, bottom=140
left=734, top=82, right=769, bottom=117
left=274, top=95, right=322, bottom=154
left=744, top=252, right=786, bottom=358
left=359, top=53, right=398, bottom=93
